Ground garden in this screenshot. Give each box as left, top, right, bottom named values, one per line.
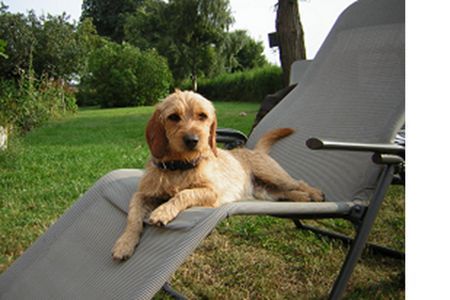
left=0, top=0, right=404, bottom=298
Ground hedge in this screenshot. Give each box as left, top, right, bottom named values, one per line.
left=77, top=41, right=172, bottom=107
left=181, top=65, right=283, bottom=102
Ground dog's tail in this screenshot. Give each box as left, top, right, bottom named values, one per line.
left=253, top=128, right=295, bottom=154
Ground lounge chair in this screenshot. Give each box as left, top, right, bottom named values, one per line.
left=0, top=0, right=404, bottom=298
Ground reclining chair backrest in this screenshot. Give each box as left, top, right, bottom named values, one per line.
left=289, top=59, right=312, bottom=85
left=248, top=0, right=405, bottom=203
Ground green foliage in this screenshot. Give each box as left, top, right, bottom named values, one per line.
left=221, top=30, right=268, bottom=72
left=0, top=5, right=79, bottom=135
left=167, top=0, right=234, bottom=83
left=0, top=9, right=36, bottom=79
left=0, top=71, right=77, bottom=133
left=33, top=14, right=81, bottom=80
left=77, top=41, right=172, bottom=107
left=81, top=0, right=144, bottom=42
left=123, top=1, right=267, bottom=85
left=0, top=38, right=7, bottom=59
left=74, top=17, right=104, bottom=79
left=181, top=65, right=283, bottom=102
left=123, top=0, right=168, bottom=51
left=124, top=0, right=186, bottom=79
left=124, top=0, right=234, bottom=83
left=0, top=7, right=88, bottom=81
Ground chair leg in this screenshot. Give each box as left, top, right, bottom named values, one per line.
left=162, top=282, right=188, bottom=300
left=328, top=165, right=396, bottom=300
left=293, top=220, right=404, bottom=259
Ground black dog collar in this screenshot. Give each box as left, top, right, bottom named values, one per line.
left=152, top=158, right=201, bottom=171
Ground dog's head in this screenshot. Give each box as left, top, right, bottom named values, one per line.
left=146, top=90, right=217, bottom=160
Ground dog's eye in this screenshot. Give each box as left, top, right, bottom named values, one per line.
left=168, top=113, right=181, bottom=122
left=198, top=113, right=208, bottom=121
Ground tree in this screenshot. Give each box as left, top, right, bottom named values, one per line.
left=0, top=9, right=36, bottom=79
left=33, top=14, right=80, bottom=80
left=123, top=0, right=168, bottom=51
left=276, top=0, right=306, bottom=87
left=81, top=0, right=143, bottom=42
left=0, top=6, right=85, bottom=81
left=166, top=0, right=234, bottom=90
left=124, top=0, right=234, bottom=88
left=123, top=0, right=185, bottom=79
left=75, top=17, right=104, bottom=79
left=221, top=30, right=268, bottom=73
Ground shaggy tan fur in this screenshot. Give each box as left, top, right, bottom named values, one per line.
left=112, top=90, right=323, bottom=261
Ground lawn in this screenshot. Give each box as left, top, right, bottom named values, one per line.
left=0, top=102, right=404, bottom=299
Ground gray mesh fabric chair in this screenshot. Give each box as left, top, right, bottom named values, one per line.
left=0, top=0, right=404, bottom=298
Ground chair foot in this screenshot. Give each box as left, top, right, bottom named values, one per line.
left=293, top=220, right=404, bottom=259
left=162, top=282, right=188, bottom=300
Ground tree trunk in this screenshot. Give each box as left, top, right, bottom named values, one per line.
left=191, top=49, right=198, bottom=91
left=0, top=125, right=8, bottom=151
left=191, top=74, right=198, bottom=91
left=276, top=0, right=306, bottom=87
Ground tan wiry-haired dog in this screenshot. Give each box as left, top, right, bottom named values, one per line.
left=112, top=90, right=324, bottom=261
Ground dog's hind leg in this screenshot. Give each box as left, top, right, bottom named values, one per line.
left=244, top=151, right=299, bottom=190
left=296, top=180, right=325, bottom=202
left=269, top=190, right=323, bottom=202
left=242, top=151, right=324, bottom=202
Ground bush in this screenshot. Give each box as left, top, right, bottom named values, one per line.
left=77, top=41, right=172, bottom=107
left=0, top=72, right=77, bottom=133
left=180, top=65, right=283, bottom=102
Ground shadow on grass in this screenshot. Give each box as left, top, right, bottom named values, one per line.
left=344, top=270, right=405, bottom=299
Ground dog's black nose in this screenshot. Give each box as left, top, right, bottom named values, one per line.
left=183, top=134, right=199, bottom=150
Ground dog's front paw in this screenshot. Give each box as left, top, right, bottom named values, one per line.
left=148, top=203, right=179, bottom=226
left=112, top=235, right=138, bottom=261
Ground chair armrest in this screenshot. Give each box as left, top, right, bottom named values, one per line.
left=306, top=137, right=404, bottom=154
left=306, top=137, right=405, bottom=165
left=216, top=128, right=248, bottom=149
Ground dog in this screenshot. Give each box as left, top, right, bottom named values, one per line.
left=112, top=90, right=324, bottom=261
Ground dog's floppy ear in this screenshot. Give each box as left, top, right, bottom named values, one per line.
left=209, top=113, right=218, bottom=157
left=145, top=109, right=168, bottom=159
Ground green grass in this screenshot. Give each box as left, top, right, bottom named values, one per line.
left=0, top=103, right=404, bottom=298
